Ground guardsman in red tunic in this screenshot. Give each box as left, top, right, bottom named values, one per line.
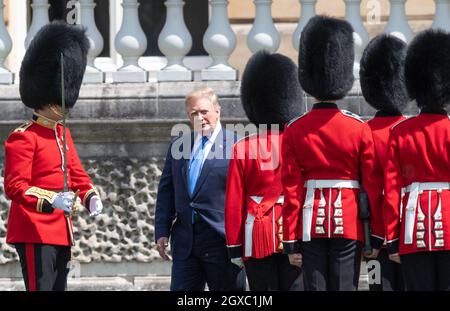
left=225, top=51, right=303, bottom=290
left=281, top=16, right=382, bottom=291
left=360, top=34, right=408, bottom=291
left=4, top=22, right=103, bottom=291
left=384, top=29, right=450, bottom=291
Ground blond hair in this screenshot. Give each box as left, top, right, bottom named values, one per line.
left=185, top=87, right=220, bottom=108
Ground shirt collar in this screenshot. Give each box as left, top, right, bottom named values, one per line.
left=32, top=112, right=61, bottom=129
left=196, top=121, right=222, bottom=144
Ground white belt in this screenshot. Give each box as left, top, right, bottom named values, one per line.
left=245, top=213, right=255, bottom=257
left=402, top=182, right=450, bottom=245
left=302, top=179, right=360, bottom=241
left=249, top=195, right=284, bottom=205
left=245, top=195, right=284, bottom=256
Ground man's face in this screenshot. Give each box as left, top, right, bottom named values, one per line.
left=186, top=97, right=220, bottom=135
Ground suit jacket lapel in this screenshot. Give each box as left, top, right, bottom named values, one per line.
left=182, top=133, right=194, bottom=195
left=181, top=157, right=190, bottom=194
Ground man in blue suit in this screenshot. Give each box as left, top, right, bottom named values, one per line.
left=155, top=87, right=245, bottom=291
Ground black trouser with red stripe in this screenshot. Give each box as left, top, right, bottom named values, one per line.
left=15, top=243, right=71, bottom=291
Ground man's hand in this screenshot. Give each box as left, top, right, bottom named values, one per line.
left=365, top=248, right=380, bottom=259
left=288, top=253, right=303, bottom=268
left=88, top=195, right=103, bottom=216
left=230, top=257, right=244, bottom=269
left=52, top=191, right=75, bottom=214
left=157, top=237, right=170, bottom=260
left=389, top=253, right=401, bottom=264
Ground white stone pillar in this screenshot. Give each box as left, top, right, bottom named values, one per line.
left=293, top=0, right=317, bottom=51
left=247, top=0, right=280, bottom=53
left=113, top=0, right=148, bottom=83
left=6, top=0, right=27, bottom=77
left=345, top=0, right=369, bottom=78
left=157, top=0, right=192, bottom=81
left=24, top=0, right=50, bottom=49
left=432, top=0, right=450, bottom=31
left=80, top=0, right=104, bottom=83
left=0, top=0, right=13, bottom=83
left=201, top=0, right=237, bottom=81
left=384, top=0, right=413, bottom=42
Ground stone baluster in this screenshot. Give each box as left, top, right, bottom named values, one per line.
left=113, top=0, right=148, bottom=83
left=158, top=0, right=192, bottom=81
left=344, top=0, right=369, bottom=78
left=24, top=0, right=49, bottom=48
left=201, top=0, right=237, bottom=81
left=79, top=0, right=104, bottom=83
left=384, top=0, right=413, bottom=42
left=432, top=0, right=450, bottom=31
left=293, top=0, right=317, bottom=51
left=0, top=0, right=13, bottom=83
left=247, top=0, right=280, bottom=53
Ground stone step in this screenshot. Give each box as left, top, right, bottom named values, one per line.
left=0, top=268, right=370, bottom=291
left=0, top=276, right=171, bottom=291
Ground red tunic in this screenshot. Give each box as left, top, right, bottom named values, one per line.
left=367, top=114, right=406, bottom=247
left=4, top=113, right=99, bottom=246
left=281, top=104, right=381, bottom=251
left=225, top=130, right=284, bottom=259
left=384, top=112, right=450, bottom=255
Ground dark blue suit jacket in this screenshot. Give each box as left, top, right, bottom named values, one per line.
left=155, top=128, right=236, bottom=260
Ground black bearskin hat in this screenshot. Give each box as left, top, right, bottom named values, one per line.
left=360, top=34, right=408, bottom=114
left=405, top=29, right=450, bottom=109
left=241, top=51, right=303, bottom=130
left=298, top=15, right=355, bottom=100
left=20, top=21, right=89, bottom=110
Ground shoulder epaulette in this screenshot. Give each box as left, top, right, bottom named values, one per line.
left=13, top=121, right=32, bottom=133
left=340, top=110, right=364, bottom=123
left=287, top=112, right=308, bottom=127
left=390, top=116, right=414, bottom=131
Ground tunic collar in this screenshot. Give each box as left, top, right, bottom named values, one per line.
left=32, top=112, right=61, bottom=129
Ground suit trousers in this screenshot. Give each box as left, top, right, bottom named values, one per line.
left=401, top=251, right=450, bottom=291
left=170, top=217, right=246, bottom=291
left=15, top=243, right=71, bottom=291
left=245, top=253, right=303, bottom=291
left=299, top=238, right=362, bottom=291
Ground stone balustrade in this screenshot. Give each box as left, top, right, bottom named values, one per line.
left=0, top=0, right=448, bottom=84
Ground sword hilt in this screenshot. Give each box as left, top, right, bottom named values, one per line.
left=71, top=190, right=80, bottom=216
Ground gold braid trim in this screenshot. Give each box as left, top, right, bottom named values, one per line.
left=37, top=198, right=43, bottom=213
left=83, top=184, right=100, bottom=207
left=25, top=187, right=57, bottom=212
left=13, top=122, right=32, bottom=133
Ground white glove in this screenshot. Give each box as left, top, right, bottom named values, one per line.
left=88, top=195, right=103, bottom=216
left=230, top=257, right=244, bottom=269
left=52, top=191, right=75, bottom=214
